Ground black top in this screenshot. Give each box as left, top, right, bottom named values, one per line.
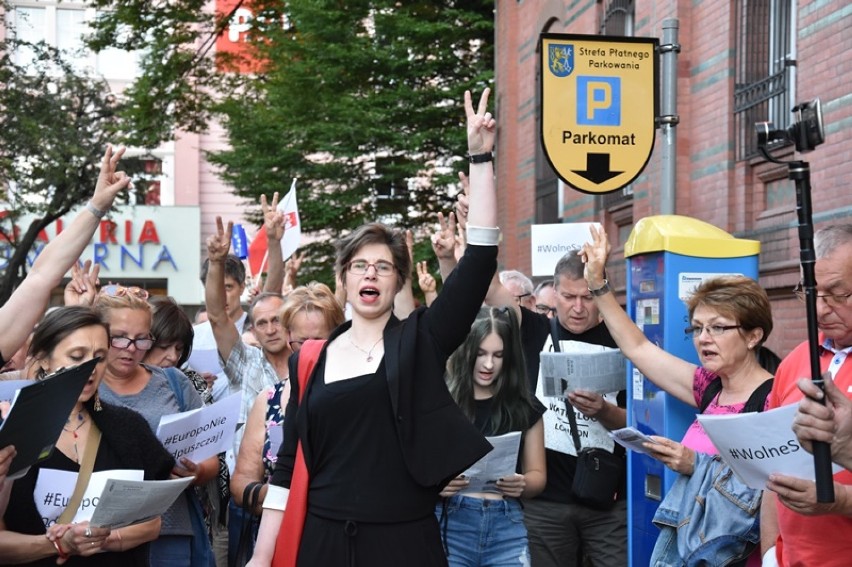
left=271, top=244, right=498, bottom=497
left=4, top=402, right=174, bottom=567
left=307, top=360, right=436, bottom=522
left=473, top=397, right=546, bottom=473
left=520, top=309, right=627, bottom=504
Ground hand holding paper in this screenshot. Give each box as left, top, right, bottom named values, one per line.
left=697, top=404, right=843, bottom=490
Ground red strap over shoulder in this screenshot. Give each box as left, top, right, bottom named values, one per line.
left=296, top=339, right=326, bottom=401
left=273, top=339, right=325, bottom=567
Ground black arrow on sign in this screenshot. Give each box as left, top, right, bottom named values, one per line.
left=572, top=153, right=623, bottom=185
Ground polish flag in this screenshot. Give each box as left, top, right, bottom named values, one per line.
left=248, top=179, right=301, bottom=278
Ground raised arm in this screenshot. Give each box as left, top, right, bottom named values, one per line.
left=205, top=217, right=242, bottom=363
left=393, top=229, right=417, bottom=319
left=582, top=225, right=698, bottom=406
left=416, top=261, right=438, bottom=307
left=462, top=88, right=497, bottom=230
left=431, top=211, right=459, bottom=282
left=0, top=146, right=129, bottom=361
left=261, top=193, right=286, bottom=294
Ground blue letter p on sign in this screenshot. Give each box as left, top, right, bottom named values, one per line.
left=577, top=76, right=621, bottom=126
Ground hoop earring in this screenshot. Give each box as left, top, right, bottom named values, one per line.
left=94, top=392, right=103, bottom=412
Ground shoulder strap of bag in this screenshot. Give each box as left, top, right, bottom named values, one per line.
left=550, top=318, right=583, bottom=452
left=699, top=377, right=724, bottom=413
left=700, top=377, right=774, bottom=414
left=163, top=367, right=188, bottom=411
left=744, top=378, right=774, bottom=414
left=296, top=340, right=326, bottom=401
left=57, top=422, right=102, bottom=525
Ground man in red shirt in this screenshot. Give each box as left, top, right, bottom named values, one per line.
left=761, top=224, right=852, bottom=567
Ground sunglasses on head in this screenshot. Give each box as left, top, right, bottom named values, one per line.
left=99, top=284, right=150, bottom=300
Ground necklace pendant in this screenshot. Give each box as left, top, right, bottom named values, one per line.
left=367, top=355, right=373, bottom=362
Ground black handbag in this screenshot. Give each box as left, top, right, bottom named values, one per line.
left=234, top=481, right=263, bottom=567
left=550, top=318, right=623, bottom=510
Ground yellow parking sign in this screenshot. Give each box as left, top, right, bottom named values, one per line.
left=541, top=34, right=658, bottom=194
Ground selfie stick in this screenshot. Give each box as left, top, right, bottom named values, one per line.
left=757, top=99, right=833, bottom=503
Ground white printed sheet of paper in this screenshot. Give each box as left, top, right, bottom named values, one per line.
left=186, top=348, right=224, bottom=376
left=156, top=392, right=241, bottom=464
left=536, top=340, right=618, bottom=456
left=459, top=432, right=521, bottom=494
left=35, top=469, right=143, bottom=527
left=540, top=347, right=626, bottom=397
left=267, top=422, right=283, bottom=461
left=697, top=403, right=843, bottom=490
left=608, top=427, right=659, bottom=455
left=89, top=477, right=194, bottom=528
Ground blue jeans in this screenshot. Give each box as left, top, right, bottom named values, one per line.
left=150, top=535, right=192, bottom=566
left=436, top=496, right=530, bottom=567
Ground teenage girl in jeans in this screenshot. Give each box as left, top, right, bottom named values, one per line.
left=438, top=306, right=547, bottom=566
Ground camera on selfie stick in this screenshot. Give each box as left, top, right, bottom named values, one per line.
left=756, top=99, right=834, bottom=503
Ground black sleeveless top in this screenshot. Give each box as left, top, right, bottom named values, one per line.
left=306, top=358, right=437, bottom=522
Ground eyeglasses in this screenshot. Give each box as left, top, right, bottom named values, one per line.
left=793, top=283, right=852, bottom=308
left=535, top=304, right=557, bottom=316
left=110, top=336, right=155, bottom=350
left=514, top=293, right=532, bottom=304
left=684, top=325, right=741, bottom=338
left=100, top=284, right=149, bottom=300
left=347, top=260, right=396, bottom=277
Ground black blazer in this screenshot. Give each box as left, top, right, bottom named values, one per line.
left=271, top=244, right=498, bottom=489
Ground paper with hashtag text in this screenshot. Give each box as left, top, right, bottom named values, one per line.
left=697, top=403, right=842, bottom=490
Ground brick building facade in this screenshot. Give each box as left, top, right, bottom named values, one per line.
left=494, top=0, right=851, bottom=358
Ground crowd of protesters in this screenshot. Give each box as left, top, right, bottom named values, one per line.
left=0, top=88, right=850, bottom=567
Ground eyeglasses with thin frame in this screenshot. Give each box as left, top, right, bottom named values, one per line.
left=347, top=260, right=396, bottom=277
left=535, top=304, right=557, bottom=316
left=792, top=283, right=852, bottom=308
left=684, top=325, right=741, bottom=338
left=100, top=284, right=150, bottom=300
left=110, top=336, right=155, bottom=351
left=514, top=293, right=532, bottom=304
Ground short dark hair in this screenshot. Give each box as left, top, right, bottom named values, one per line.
left=334, top=223, right=410, bottom=292
left=200, top=254, right=246, bottom=287
left=249, top=292, right=284, bottom=325
left=149, top=296, right=195, bottom=367
left=553, top=248, right=585, bottom=283
left=685, top=275, right=773, bottom=348
left=29, top=306, right=109, bottom=363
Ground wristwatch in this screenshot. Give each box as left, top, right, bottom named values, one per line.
left=589, top=280, right=611, bottom=296
left=468, top=152, right=493, bottom=164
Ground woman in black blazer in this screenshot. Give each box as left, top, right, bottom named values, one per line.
left=248, top=89, right=500, bottom=567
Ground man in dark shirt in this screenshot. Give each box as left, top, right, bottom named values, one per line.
left=489, top=250, right=627, bottom=567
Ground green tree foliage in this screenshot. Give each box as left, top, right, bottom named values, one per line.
left=0, top=38, right=127, bottom=304
left=88, top=0, right=494, bottom=288
left=213, top=1, right=494, bottom=285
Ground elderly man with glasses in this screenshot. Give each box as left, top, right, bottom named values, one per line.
left=761, top=224, right=852, bottom=567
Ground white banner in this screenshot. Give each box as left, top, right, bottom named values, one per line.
left=156, top=392, right=241, bottom=464
left=35, top=468, right=142, bottom=527
left=530, top=223, right=597, bottom=277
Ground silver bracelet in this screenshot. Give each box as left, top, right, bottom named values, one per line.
left=86, top=201, right=106, bottom=219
